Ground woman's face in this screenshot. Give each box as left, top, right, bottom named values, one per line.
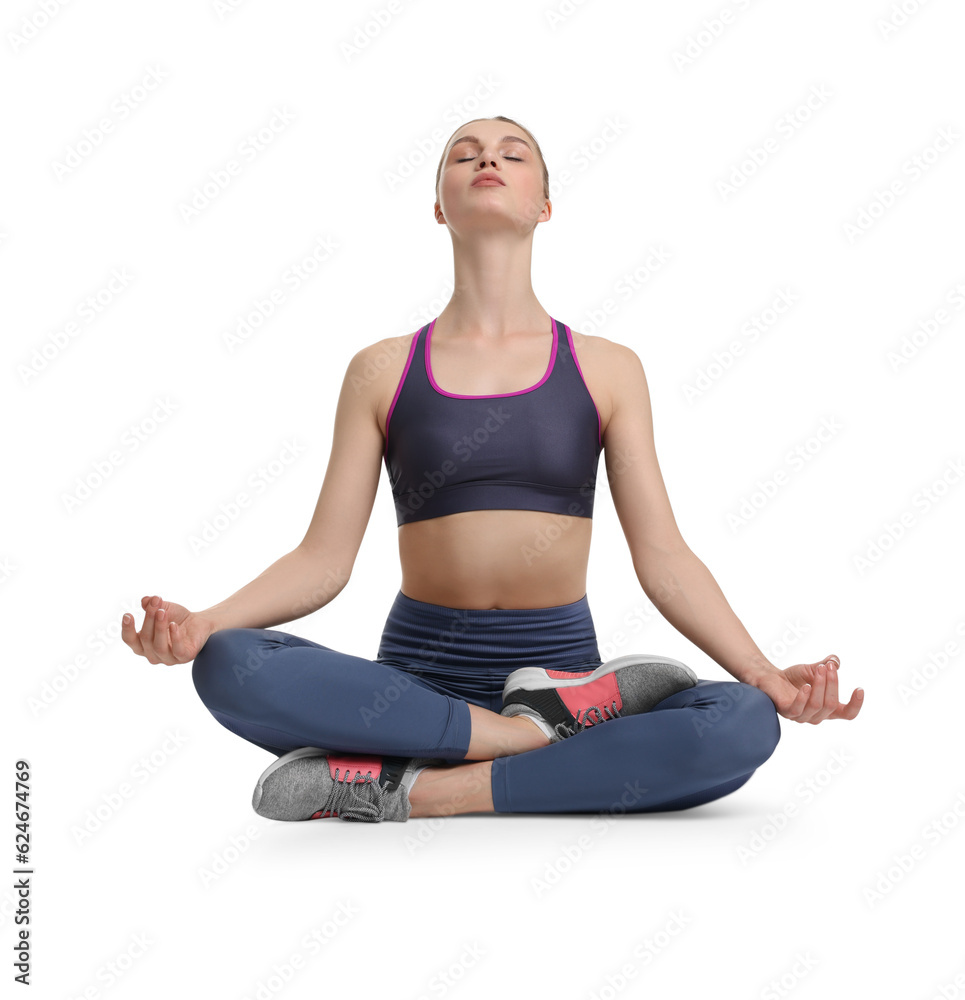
left=436, top=120, right=549, bottom=234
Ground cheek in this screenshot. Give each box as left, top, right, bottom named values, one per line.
left=518, top=177, right=546, bottom=216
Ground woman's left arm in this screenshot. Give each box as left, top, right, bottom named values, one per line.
left=635, top=545, right=862, bottom=722
left=599, top=340, right=863, bottom=725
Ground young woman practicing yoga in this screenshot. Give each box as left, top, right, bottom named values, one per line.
left=122, top=115, right=863, bottom=823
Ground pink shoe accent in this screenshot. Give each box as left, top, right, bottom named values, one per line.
left=545, top=668, right=595, bottom=679
left=327, top=753, right=382, bottom=783
left=310, top=754, right=382, bottom=819
left=556, top=674, right=622, bottom=724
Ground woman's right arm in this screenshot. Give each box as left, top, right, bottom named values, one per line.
left=122, top=343, right=390, bottom=664
left=196, top=544, right=353, bottom=632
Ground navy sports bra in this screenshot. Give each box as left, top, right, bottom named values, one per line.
left=383, top=316, right=603, bottom=527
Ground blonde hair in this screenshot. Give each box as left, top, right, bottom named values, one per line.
left=435, top=115, right=550, bottom=204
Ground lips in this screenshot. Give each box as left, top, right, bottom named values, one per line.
left=472, top=173, right=505, bottom=186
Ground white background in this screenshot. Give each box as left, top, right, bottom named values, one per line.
left=4, top=1, right=964, bottom=997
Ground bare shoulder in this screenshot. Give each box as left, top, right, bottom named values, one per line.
left=567, top=329, right=645, bottom=429
left=349, top=327, right=421, bottom=430
left=569, top=328, right=642, bottom=373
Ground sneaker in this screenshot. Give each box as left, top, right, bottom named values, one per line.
left=500, top=653, right=698, bottom=743
left=252, top=747, right=443, bottom=822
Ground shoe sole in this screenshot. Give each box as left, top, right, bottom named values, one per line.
left=252, top=746, right=332, bottom=813
left=502, top=653, right=697, bottom=702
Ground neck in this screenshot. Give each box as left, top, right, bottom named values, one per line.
left=439, top=230, right=547, bottom=337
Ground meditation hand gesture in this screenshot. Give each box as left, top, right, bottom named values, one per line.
left=753, top=655, right=864, bottom=724
left=122, top=595, right=216, bottom=666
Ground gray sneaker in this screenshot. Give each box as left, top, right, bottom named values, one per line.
left=500, top=653, right=698, bottom=743
left=252, top=747, right=443, bottom=822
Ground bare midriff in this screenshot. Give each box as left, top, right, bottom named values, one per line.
left=375, top=321, right=612, bottom=611
left=397, top=509, right=594, bottom=609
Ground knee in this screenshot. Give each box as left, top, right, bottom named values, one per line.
left=694, top=682, right=781, bottom=770
left=731, top=682, right=781, bottom=766
left=740, top=683, right=781, bottom=764
left=191, top=628, right=264, bottom=709
left=192, top=627, right=240, bottom=671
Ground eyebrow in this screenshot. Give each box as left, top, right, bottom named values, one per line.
left=448, top=135, right=532, bottom=154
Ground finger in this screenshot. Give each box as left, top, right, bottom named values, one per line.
left=785, top=683, right=812, bottom=720
left=152, top=606, right=176, bottom=665
left=805, top=660, right=839, bottom=724
left=830, top=686, right=865, bottom=721
left=783, top=663, right=815, bottom=719
left=802, top=663, right=827, bottom=724
left=141, top=597, right=168, bottom=663
left=121, top=613, right=144, bottom=655
left=828, top=660, right=841, bottom=705
left=141, top=595, right=161, bottom=650
left=169, top=621, right=185, bottom=663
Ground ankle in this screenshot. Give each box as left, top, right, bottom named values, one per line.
left=406, top=765, right=443, bottom=808
left=408, top=762, right=494, bottom=817
left=512, top=713, right=553, bottom=749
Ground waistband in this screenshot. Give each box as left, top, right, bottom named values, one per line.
left=375, top=589, right=602, bottom=673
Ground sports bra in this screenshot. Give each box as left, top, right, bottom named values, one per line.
left=383, top=316, right=603, bottom=526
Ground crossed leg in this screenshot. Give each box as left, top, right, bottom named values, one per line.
left=413, top=681, right=782, bottom=816
left=191, top=629, right=781, bottom=818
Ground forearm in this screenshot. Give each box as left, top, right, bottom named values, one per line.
left=636, top=547, right=777, bottom=684
left=198, top=546, right=351, bottom=632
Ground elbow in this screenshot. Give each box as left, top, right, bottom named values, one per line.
left=295, top=545, right=355, bottom=604
left=632, top=540, right=693, bottom=590
left=632, top=533, right=692, bottom=569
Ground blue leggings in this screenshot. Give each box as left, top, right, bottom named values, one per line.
left=191, top=589, right=782, bottom=813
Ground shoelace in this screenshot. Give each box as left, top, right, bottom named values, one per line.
left=316, top=766, right=385, bottom=822
left=554, top=702, right=622, bottom=740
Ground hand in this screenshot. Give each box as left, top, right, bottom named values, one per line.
left=121, top=595, right=217, bottom=665
left=752, top=654, right=864, bottom=724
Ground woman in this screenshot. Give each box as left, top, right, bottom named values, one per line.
left=122, top=116, right=863, bottom=824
